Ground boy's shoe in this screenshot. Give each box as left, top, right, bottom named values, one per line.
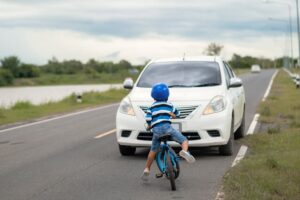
left=141, top=169, right=150, bottom=181
left=179, top=150, right=195, bottom=163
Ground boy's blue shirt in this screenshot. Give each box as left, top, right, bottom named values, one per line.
left=145, top=100, right=180, bottom=128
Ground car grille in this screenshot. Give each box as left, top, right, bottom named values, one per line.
left=139, top=105, right=199, bottom=119
left=137, top=132, right=201, bottom=141
left=121, top=130, right=132, bottom=137
left=207, top=130, right=221, bottom=137
left=137, top=132, right=153, bottom=141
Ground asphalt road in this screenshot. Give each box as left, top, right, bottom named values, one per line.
left=0, top=69, right=276, bottom=200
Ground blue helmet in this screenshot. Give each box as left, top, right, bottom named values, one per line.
left=151, top=83, right=169, bottom=101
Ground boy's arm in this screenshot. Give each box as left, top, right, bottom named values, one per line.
left=145, top=108, right=152, bottom=128
left=172, top=105, right=180, bottom=117
left=170, top=112, right=176, bottom=119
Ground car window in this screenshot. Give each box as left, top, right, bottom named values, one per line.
left=224, top=62, right=234, bottom=78
left=225, top=63, right=236, bottom=77
left=137, top=61, right=222, bottom=88
left=223, top=62, right=231, bottom=86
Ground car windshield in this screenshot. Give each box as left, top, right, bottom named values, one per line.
left=137, top=61, right=222, bottom=88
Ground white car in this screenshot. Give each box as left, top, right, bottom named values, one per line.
left=116, top=56, right=246, bottom=156
left=251, top=64, right=261, bottom=73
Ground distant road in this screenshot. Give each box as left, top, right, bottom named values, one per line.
left=0, top=69, right=276, bottom=200
left=0, top=84, right=122, bottom=108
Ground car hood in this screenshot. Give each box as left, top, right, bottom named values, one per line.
left=128, top=86, right=225, bottom=103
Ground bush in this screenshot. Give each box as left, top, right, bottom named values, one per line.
left=11, top=101, right=33, bottom=109
left=42, top=58, right=83, bottom=74
left=0, top=56, right=21, bottom=77
left=0, top=69, right=14, bottom=86
left=18, top=64, right=40, bottom=78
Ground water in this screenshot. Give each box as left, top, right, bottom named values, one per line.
left=0, top=84, right=122, bottom=108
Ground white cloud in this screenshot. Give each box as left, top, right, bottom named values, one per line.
left=0, top=0, right=297, bottom=64
left=0, top=28, right=294, bottom=65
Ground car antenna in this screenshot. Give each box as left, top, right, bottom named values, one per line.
left=183, top=53, right=186, bottom=61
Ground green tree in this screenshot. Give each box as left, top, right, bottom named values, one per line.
left=0, top=69, right=14, bottom=86
left=18, top=64, right=40, bottom=78
left=43, top=57, right=63, bottom=74
left=118, top=59, right=132, bottom=69
left=0, top=56, right=21, bottom=77
left=203, top=43, right=223, bottom=56
left=61, top=60, right=83, bottom=74
left=229, top=54, right=275, bottom=69
left=85, top=59, right=103, bottom=73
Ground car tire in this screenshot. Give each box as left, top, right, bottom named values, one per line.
left=219, top=115, right=234, bottom=156
left=119, top=144, right=136, bottom=156
left=234, top=106, right=245, bottom=139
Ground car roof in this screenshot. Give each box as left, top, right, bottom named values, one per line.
left=151, top=56, right=223, bottom=63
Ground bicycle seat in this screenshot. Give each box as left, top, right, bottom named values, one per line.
left=158, top=134, right=172, bottom=142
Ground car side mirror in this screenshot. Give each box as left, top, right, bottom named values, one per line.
left=229, top=77, right=243, bottom=88
left=123, top=78, right=134, bottom=89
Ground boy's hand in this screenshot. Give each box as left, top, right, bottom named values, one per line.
left=146, top=125, right=151, bottom=131
left=170, top=112, right=176, bottom=119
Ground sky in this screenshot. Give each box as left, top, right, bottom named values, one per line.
left=0, top=0, right=298, bottom=65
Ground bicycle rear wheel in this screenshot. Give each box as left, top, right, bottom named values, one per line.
left=166, top=153, right=176, bottom=191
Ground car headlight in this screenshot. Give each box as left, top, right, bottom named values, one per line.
left=203, top=96, right=226, bottom=115
left=119, top=98, right=135, bottom=116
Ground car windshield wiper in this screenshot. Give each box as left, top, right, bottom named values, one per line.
left=168, top=83, right=220, bottom=88
left=189, top=83, right=220, bottom=87
left=168, top=84, right=190, bottom=88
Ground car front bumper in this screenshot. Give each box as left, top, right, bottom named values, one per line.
left=116, top=105, right=232, bottom=148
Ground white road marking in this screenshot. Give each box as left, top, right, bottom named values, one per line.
left=215, top=188, right=225, bottom=200
left=230, top=113, right=259, bottom=168
left=231, top=145, right=248, bottom=167
left=262, top=70, right=278, bottom=101
left=94, top=129, right=116, bottom=139
left=247, top=114, right=260, bottom=135
left=0, top=103, right=119, bottom=135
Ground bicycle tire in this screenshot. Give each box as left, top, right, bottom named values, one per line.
left=166, top=153, right=176, bottom=191
left=156, top=150, right=180, bottom=179
left=169, top=148, right=180, bottom=179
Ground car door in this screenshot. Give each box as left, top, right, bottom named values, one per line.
left=223, top=62, right=240, bottom=128
left=225, top=62, right=244, bottom=125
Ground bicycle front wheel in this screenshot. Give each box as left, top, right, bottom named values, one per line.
left=166, top=153, right=176, bottom=191
left=156, top=149, right=180, bottom=179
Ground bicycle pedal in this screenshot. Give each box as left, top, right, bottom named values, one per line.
left=155, top=173, right=163, bottom=178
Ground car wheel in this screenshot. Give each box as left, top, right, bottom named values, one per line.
left=119, top=144, right=136, bottom=156
left=234, top=106, right=245, bottom=139
left=219, top=115, right=234, bottom=156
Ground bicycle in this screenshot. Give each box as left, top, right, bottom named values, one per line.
left=155, top=133, right=180, bottom=191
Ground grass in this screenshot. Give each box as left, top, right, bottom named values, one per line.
left=290, top=68, right=300, bottom=74
left=233, top=68, right=250, bottom=76
left=223, top=69, right=300, bottom=200
left=0, top=89, right=129, bottom=126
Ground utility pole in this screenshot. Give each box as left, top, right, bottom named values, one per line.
left=296, top=0, right=300, bottom=67
left=262, top=0, right=294, bottom=67
left=268, top=17, right=291, bottom=67
left=288, top=5, right=294, bottom=67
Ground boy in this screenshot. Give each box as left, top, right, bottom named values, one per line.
left=141, top=83, right=195, bottom=180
